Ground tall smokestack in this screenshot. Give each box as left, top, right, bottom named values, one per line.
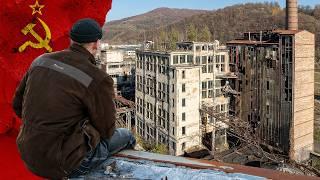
left=286, top=0, right=298, bottom=30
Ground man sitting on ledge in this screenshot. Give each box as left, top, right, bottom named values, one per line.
left=12, top=18, right=136, bottom=179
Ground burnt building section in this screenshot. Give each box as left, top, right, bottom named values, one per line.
left=114, top=96, right=135, bottom=130
left=227, top=29, right=315, bottom=162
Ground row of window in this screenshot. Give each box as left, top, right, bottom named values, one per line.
left=202, top=89, right=223, bottom=99
left=138, top=54, right=226, bottom=67
left=202, top=64, right=226, bottom=73
left=136, top=55, right=171, bottom=76
left=195, top=44, right=215, bottom=51
left=108, top=64, right=131, bottom=69
left=201, top=80, right=222, bottom=98
left=137, top=55, right=169, bottom=65
left=173, top=55, right=193, bottom=64
left=216, top=104, right=227, bottom=113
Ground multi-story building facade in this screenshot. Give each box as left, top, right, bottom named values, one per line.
left=135, top=41, right=230, bottom=155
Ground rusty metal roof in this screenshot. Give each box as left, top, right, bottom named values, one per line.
left=227, top=40, right=277, bottom=45
left=115, top=95, right=135, bottom=108
left=272, top=29, right=302, bottom=35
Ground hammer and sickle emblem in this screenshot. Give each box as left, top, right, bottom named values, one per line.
left=18, top=17, right=52, bottom=52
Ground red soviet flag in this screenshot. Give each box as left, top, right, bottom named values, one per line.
left=0, top=0, right=112, bottom=179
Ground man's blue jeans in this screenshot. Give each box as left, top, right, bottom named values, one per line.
left=68, top=128, right=136, bottom=178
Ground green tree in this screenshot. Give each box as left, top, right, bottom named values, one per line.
left=187, top=23, right=197, bottom=41
left=159, top=29, right=167, bottom=43
left=168, top=28, right=179, bottom=50
left=199, top=25, right=211, bottom=42
left=134, top=134, right=169, bottom=155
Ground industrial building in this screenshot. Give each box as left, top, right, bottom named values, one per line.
left=135, top=41, right=230, bottom=155
left=226, top=0, right=315, bottom=162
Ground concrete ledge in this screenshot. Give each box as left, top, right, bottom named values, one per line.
left=115, top=150, right=318, bottom=180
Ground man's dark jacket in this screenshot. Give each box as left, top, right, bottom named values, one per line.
left=12, top=44, right=116, bottom=179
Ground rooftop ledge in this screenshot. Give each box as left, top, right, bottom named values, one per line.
left=70, top=150, right=318, bottom=180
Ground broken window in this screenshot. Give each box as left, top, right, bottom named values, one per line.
left=208, top=56, right=214, bottom=63
left=221, top=55, right=225, bottom=63
left=202, top=91, right=207, bottom=99
left=173, top=55, right=179, bottom=64
left=208, top=90, right=213, bottom=98
left=216, top=105, right=220, bottom=112
left=202, top=81, right=207, bottom=89
left=196, top=56, right=200, bottom=64
left=202, top=65, right=207, bottom=73
left=221, top=64, right=225, bottom=72
left=216, top=64, right=220, bottom=72
left=221, top=104, right=225, bottom=112
left=182, top=142, right=186, bottom=150
left=215, top=89, right=221, bottom=96
left=187, top=55, right=193, bottom=63
left=208, top=80, right=213, bottom=89
left=172, top=142, right=176, bottom=150
left=208, top=65, right=213, bottom=73
left=202, top=56, right=207, bottom=64
left=182, top=84, right=186, bottom=92
left=182, top=98, right=186, bottom=107
left=182, top=127, right=186, bottom=135
left=182, top=70, right=185, bottom=79
left=216, top=55, right=220, bottom=63
left=180, top=55, right=186, bottom=63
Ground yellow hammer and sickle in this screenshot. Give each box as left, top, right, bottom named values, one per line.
left=18, top=17, right=52, bottom=52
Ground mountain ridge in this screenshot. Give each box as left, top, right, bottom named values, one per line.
left=103, top=3, right=319, bottom=64
left=103, top=8, right=210, bottom=43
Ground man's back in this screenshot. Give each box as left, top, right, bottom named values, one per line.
left=13, top=44, right=116, bottom=178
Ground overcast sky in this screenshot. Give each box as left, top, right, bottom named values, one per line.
left=106, top=0, right=318, bottom=22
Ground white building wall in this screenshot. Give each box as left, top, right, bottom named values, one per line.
left=101, top=50, right=124, bottom=63
left=135, top=41, right=230, bottom=156
left=174, top=67, right=201, bottom=155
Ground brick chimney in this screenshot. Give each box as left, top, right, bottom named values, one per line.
left=286, top=0, right=298, bottom=30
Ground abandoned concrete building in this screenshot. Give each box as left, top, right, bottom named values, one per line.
left=98, top=46, right=135, bottom=100
left=135, top=41, right=230, bottom=155
left=226, top=0, right=315, bottom=162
